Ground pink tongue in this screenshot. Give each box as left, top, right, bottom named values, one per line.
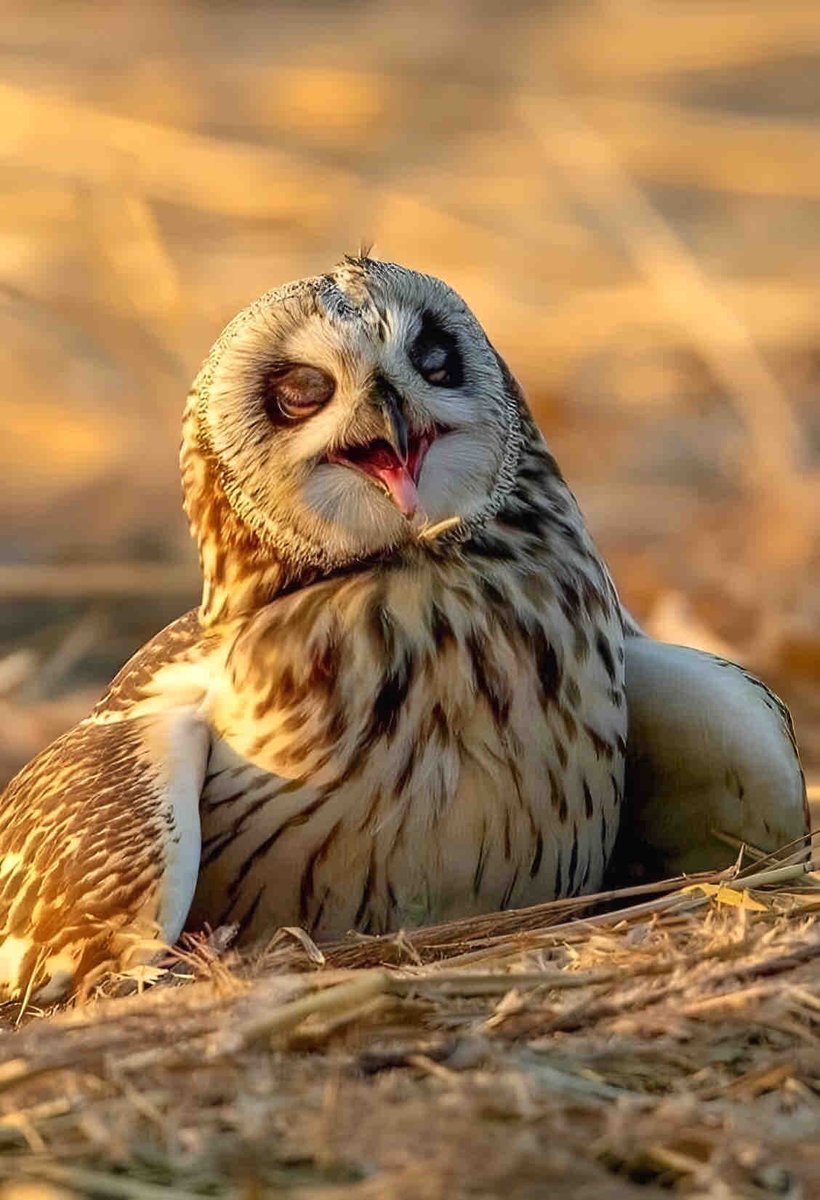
left=370, top=460, right=420, bottom=516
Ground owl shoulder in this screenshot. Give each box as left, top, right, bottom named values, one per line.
left=91, top=608, right=217, bottom=720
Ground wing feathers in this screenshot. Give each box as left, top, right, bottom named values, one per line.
left=0, top=663, right=209, bottom=1002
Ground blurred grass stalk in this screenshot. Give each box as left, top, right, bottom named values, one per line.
left=519, top=92, right=803, bottom=486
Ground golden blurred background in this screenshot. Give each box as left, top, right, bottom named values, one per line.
left=0, top=0, right=817, bottom=782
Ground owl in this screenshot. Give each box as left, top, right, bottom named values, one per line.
left=0, top=258, right=807, bottom=1003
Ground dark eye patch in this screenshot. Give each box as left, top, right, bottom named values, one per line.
left=262, top=363, right=335, bottom=424
left=409, top=312, right=464, bottom=388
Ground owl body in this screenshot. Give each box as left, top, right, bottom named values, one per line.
left=0, top=256, right=804, bottom=1003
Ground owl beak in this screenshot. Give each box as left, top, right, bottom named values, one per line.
left=378, top=383, right=409, bottom=465
left=327, top=379, right=432, bottom=519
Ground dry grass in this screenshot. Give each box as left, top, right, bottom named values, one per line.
left=0, top=856, right=819, bottom=1198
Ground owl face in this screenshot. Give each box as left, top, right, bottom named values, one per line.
left=193, top=259, right=521, bottom=570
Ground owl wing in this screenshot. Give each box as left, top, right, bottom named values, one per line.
left=610, top=634, right=808, bottom=882
left=0, top=611, right=211, bottom=1003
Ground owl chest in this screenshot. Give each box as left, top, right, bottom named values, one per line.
left=193, top=602, right=625, bottom=940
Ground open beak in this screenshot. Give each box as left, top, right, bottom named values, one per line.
left=370, top=384, right=422, bottom=516
left=326, top=381, right=433, bottom=518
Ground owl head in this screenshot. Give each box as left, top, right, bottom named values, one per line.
left=183, top=257, right=527, bottom=616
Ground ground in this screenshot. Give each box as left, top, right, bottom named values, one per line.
left=0, top=861, right=818, bottom=1199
